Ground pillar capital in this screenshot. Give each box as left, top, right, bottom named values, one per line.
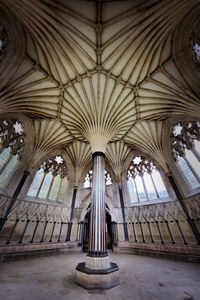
left=92, top=151, right=105, bottom=159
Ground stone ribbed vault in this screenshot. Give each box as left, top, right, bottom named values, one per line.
left=0, top=0, right=200, bottom=167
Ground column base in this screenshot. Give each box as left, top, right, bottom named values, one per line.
left=75, top=261, right=120, bottom=290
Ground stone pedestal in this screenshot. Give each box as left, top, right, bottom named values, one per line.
left=75, top=260, right=120, bottom=290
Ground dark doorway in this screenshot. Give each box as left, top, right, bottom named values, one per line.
left=82, top=210, right=113, bottom=252
left=106, top=212, right=112, bottom=249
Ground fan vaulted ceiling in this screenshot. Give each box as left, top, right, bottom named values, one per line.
left=1, top=0, right=200, bottom=166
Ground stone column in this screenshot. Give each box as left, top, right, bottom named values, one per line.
left=75, top=151, right=119, bottom=289
left=66, top=186, right=77, bottom=241
left=87, top=152, right=107, bottom=259
left=118, top=185, right=129, bottom=241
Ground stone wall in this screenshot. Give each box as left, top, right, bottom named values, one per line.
left=0, top=190, right=199, bottom=260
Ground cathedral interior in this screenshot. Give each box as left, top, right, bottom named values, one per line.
left=0, top=0, right=200, bottom=299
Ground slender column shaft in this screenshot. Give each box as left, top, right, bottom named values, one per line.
left=58, top=222, right=63, bottom=242
left=49, top=221, right=56, bottom=242
left=30, top=220, right=39, bottom=243
left=155, top=221, right=164, bottom=244
left=168, top=175, right=200, bottom=245
left=147, top=221, right=154, bottom=243
left=19, top=219, right=30, bottom=243
left=118, top=186, right=129, bottom=241
left=40, top=220, right=48, bottom=243
left=0, top=171, right=30, bottom=233
left=132, top=222, right=137, bottom=242
left=165, top=220, right=175, bottom=244
left=66, top=187, right=77, bottom=241
left=88, top=152, right=107, bottom=257
left=111, top=221, right=118, bottom=245
left=7, top=218, right=19, bottom=244
left=175, top=220, right=187, bottom=245
left=66, top=222, right=72, bottom=241
left=139, top=221, right=145, bottom=242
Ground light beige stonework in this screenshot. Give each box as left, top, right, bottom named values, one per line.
left=85, top=256, right=110, bottom=269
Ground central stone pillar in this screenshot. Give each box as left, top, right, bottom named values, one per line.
left=75, top=152, right=120, bottom=290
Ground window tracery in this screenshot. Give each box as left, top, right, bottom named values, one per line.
left=171, top=121, right=200, bottom=191
left=83, top=169, right=112, bottom=188
left=27, top=155, right=69, bottom=202
left=0, top=119, right=25, bottom=188
left=127, top=156, right=169, bottom=203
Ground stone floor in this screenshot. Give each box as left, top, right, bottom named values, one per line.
left=0, top=252, right=200, bottom=300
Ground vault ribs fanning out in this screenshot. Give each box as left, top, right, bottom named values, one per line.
left=0, top=0, right=200, bottom=291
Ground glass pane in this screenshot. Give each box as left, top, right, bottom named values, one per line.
left=0, top=147, right=11, bottom=171
left=151, top=170, right=168, bottom=198
left=185, top=149, right=200, bottom=179
left=83, top=177, right=91, bottom=188
left=135, top=175, right=147, bottom=201
left=127, top=178, right=138, bottom=202
left=143, top=173, right=157, bottom=200
left=0, top=154, right=19, bottom=188
left=58, top=177, right=69, bottom=202
left=38, top=172, right=53, bottom=199
left=177, top=156, right=199, bottom=190
left=27, top=168, right=44, bottom=197
left=48, top=174, right=61, bottom=201
left=194, top=140, right=200, bottom=156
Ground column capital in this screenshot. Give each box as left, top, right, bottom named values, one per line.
left=92, top=151, right=105, bottom=159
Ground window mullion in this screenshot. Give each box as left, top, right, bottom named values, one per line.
left=150, top=173, right=160, bottom=199
left=56, top=176, right=63, bottom=201
left=36, top=172, right=46, bottom=198
left=141, top=175, right=149, bottom=201
left=46, top=174, right=55, bottom=200
left=133, top=177, right=140, bottom=202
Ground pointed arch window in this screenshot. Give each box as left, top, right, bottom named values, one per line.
left=0, top=119, right=25, bottom=188
left=27, top=155, right=69, bottom=202
left=127, top=156, right=169, bottom=203
left=171, top=121, right=200, bottom=191
left=83, top=169, right=112, bottom=188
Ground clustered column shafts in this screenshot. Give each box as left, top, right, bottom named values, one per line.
left=88, top=152, right=107, bottom=257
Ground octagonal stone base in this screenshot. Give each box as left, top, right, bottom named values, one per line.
left=75, top=262, right=120, bottom=290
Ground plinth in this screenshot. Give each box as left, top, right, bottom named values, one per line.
left=75, top=256, right=120, bottom=290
